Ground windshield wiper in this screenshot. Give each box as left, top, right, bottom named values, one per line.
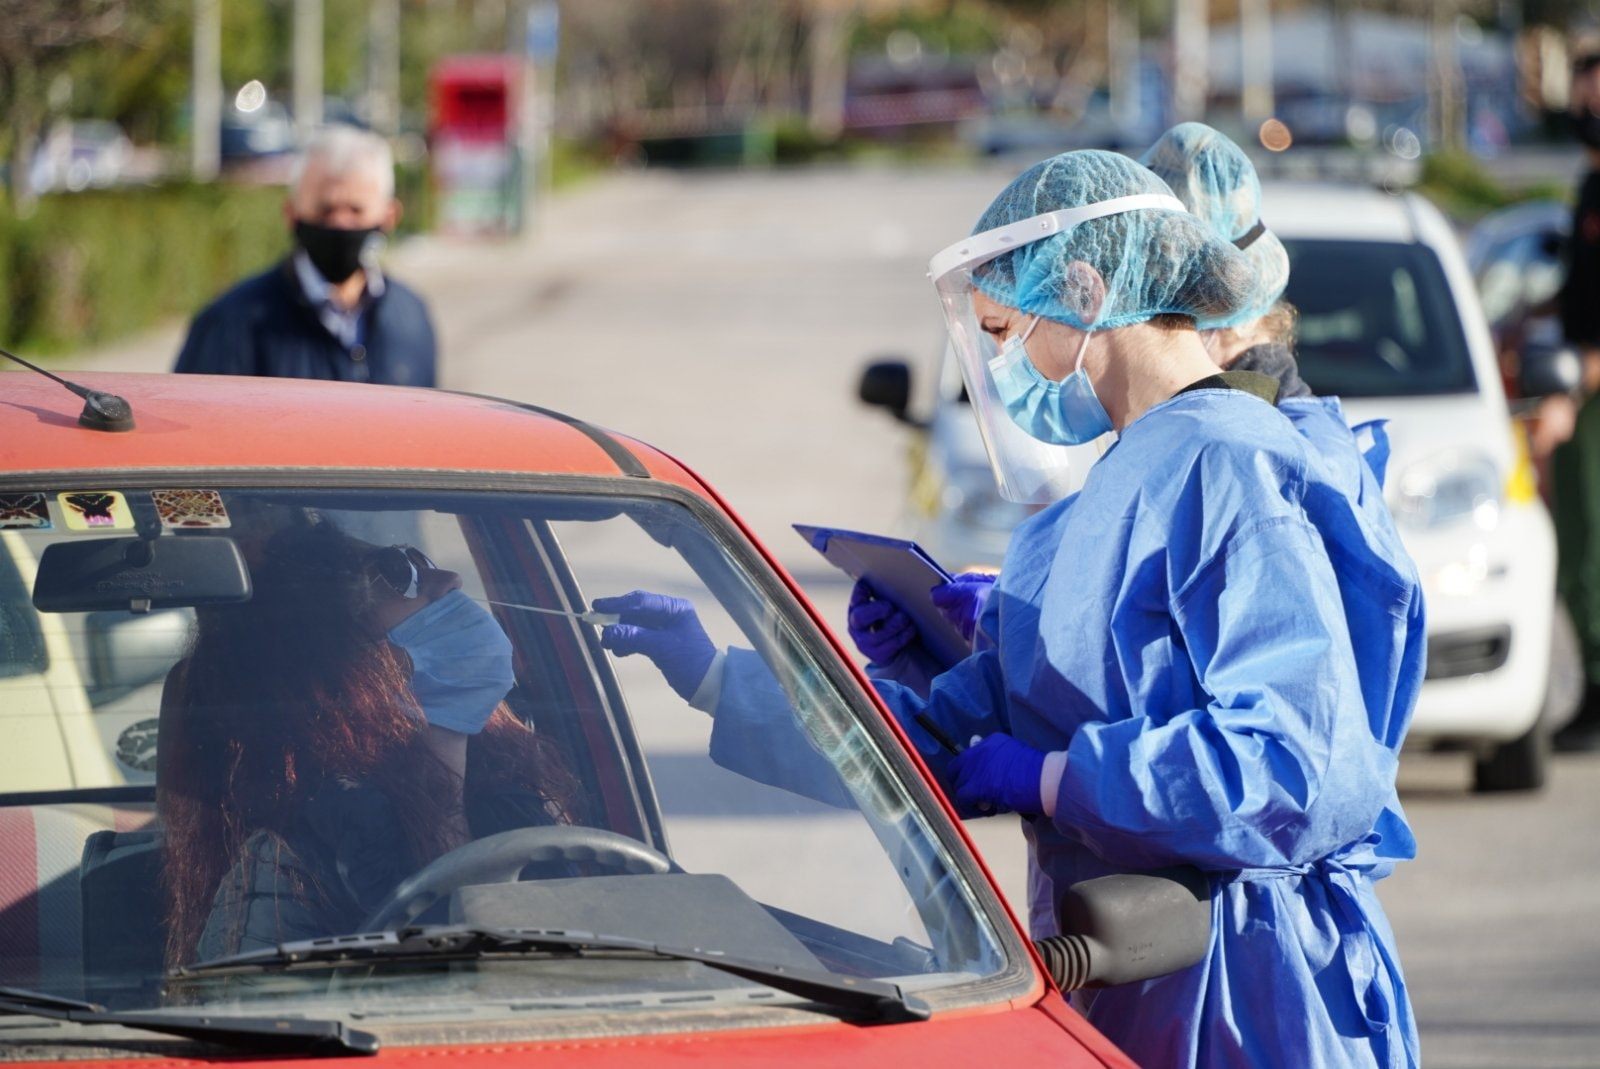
left=0, top=985, right=377, bottom=1057
left=176, top=924, right=932, bottom=1024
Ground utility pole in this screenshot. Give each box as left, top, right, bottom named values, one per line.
left=1430, top=0, right=1464, bottom=151
left=1107, top=0, right=1141, bottom=134
left=366, top=0, right=401, bottom=137
left=808, top=1, right=851, bottom=140
left=1240, top=0, right=1273, bottom=125
left=1172, top=0, right=1209, bottom=122
left=293, top=0, right=324, bottom=138
left=192, top=0, right=222, bottom=180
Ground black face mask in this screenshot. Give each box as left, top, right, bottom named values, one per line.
left=293, top=220, right=380, bottom=284
left=1573, top=110, right=1600, bottom=150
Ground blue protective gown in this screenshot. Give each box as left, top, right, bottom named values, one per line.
left=870, top=387, right=1423, bottom=1069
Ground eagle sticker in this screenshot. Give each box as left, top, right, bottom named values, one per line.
left=59, top=491, right=133, bottom=531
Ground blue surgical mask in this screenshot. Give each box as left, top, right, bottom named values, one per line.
left=387, top=589, right=515, bottom=735
left=988, top=316, right=1114, bottom=445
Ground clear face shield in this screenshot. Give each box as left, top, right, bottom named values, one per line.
left=928, top=194, right=1185, bottom=505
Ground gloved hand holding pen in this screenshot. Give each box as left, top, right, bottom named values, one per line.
left=948, top=733, right=1056, bottom=817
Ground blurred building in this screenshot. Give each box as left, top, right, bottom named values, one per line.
left=1208, top=9, right=1522, bottom=151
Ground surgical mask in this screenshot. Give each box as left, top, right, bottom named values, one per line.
left=387, top=589, right=515, bottom=735
left=294, top=220, right=380, bottom=284
left=988, top=316, right=1114, bottom=445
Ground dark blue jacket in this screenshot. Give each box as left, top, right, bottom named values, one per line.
left=174, top=259, right=436, bottom=386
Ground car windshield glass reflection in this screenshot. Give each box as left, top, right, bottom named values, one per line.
left=1282, top=238, right=1477, bottom=399
left=0, top=486, right=1003, bottom=1039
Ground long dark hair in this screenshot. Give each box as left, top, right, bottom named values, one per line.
left=159, top=521, right=577, bottom=967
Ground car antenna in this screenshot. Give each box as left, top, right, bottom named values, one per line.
left=0, top=346, right=134, bottom=432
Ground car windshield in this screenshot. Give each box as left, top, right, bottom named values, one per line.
left=0, top=481, right=1008, bottom=1047
left=1281, top=238, right=1477, bottom=398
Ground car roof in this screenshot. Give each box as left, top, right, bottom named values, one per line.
left=0, top=371, right=705, bottom=491
left=1261, top=180, right=1420, bottom=242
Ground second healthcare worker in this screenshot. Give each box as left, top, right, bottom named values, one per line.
left=598, top=149, right=1422, bottom=1068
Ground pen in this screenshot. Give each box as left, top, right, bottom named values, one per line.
left=914, top=713, right=966, bottom=756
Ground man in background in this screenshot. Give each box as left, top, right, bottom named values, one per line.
left=175, top=124, right=436, bottom=386
left=1551, top=50, right=1600, bottom=752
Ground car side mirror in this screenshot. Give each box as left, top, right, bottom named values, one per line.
left=1034, top=866, right=1211, bottom=990
left=1520, top=344, right=1583, bottom=399
left=857, top=359, right=923, bottom=427
left=85, top=608, right=192, bottom=707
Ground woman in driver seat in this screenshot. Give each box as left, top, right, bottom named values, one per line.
left=159, top=520, right=579, bottom=967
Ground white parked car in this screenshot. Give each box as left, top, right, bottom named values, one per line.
left=1271, top=181, right=1572, bottom=791
left=861, top=181, right=1571, bottom=791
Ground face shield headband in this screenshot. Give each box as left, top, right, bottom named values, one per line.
left=927, top=193, right=1188, bottom=505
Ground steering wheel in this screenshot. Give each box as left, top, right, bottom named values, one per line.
left=359, top=825, right=675, bottom=931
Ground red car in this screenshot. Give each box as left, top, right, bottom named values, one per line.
left=0, top=371, right=1206, bottom=1066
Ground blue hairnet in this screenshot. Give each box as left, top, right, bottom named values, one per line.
left=1140, top=122, right=1290, bottom=329
left=970, top=149, right=1253, bottom=331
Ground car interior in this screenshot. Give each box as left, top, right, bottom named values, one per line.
left=0, top=485, right=1000, bottom=1013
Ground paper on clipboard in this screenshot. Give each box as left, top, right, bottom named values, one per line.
left=793, top=524, right=969, bottom=666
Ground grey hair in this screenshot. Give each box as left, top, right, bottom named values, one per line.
left=289, top=124, right=395, bottom=199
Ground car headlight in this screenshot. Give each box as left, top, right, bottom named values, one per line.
left=1394, top=452, right=1503, bottom=531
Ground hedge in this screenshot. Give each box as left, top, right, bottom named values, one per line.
left=1, top=161, right=434, bottom=356
left=0, top=183, right=285, bottom=354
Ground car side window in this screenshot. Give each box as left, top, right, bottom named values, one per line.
left=546, top=509, right=942, bottom=952
left=0, top=538, right=46, bottom=679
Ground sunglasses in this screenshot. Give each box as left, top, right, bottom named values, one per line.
left=366, top=544, right=437, bottom=599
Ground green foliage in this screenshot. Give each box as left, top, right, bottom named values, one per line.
left=849, top=0, right=1003, bottom=55
left=765, top=116, right=842, bottom=165
left=547, top=137, right=611, bottom=191
left=1417, top=151, right=1569, bottom=221
left=0, top=183, right=286, bottom=352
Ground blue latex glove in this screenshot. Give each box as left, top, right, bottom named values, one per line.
left=593, top=590, right=716, bottom=701
left=949, top=733, right=1047, bottom=816
left=929, top=572, right=996, bottom=644
left=847, top=579, right=915, bottom=665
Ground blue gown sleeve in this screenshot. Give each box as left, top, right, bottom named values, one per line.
left=865, top=642, right=947, bottom=700
left=1054, top=516, right=1393, bottom=872
left=707, top=629, right=1010, bottom=818
left=706, top=648, right=858, bottom=809
left=871, top=659, right=1009, bottom=817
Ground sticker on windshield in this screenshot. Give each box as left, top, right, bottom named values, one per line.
left=59, top=491, right=133, bottom=531
left=151, top=489, right=231, bottom=529
left=0, top=493, right=51, bottom=529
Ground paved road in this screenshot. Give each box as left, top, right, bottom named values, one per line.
left=72, top=166, right=1600, bottom=1067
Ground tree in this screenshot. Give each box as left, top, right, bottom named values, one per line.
left=0, top=0, right=160, bottom=211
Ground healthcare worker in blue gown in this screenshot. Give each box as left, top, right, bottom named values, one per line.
left=596, top=149, right=1423, bottom=1068
left=854, top=132, right=1426, bottom=1025
left=864, top=122, right=1408, bottom=688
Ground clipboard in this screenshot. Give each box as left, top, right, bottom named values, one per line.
left=793, top=524, right=970, bottom=666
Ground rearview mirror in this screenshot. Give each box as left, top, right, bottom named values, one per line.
left=1034, top=866, right=1211, bottom=990
left=33, top=536, right=251, bottom=614
left=858, top=359, right=922, bottom=426
left=1519, top=344, right=1582, bottom=400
